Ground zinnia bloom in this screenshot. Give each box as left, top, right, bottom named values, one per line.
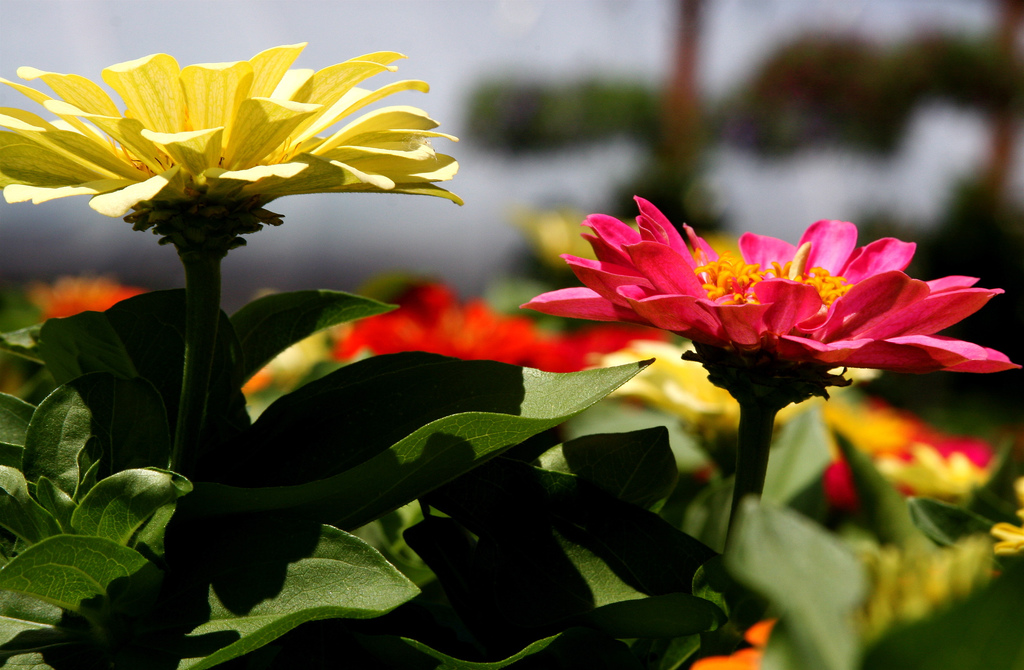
left=522, top=197, right=1017, bottom=375
left=1, top=43, right=460, bottom=227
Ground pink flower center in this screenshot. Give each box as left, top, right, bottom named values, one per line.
left=694, top=253, right=852, bottom=306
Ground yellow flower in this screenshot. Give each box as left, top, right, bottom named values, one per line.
left=991, top=477, right=1024, bottom=556
left=1, top=43, right=460, bottom=248
left=596, top=340, right=820, bottom=440
left=509, top=205, right=597, bottom=270
left=857, top=535, right=993, bottom=642
left=873, top=443, right=992, bottom=501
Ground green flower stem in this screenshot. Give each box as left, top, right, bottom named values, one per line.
left=725, top=397, right=780, bottom=551
left=170, top=249, right=224, bottom=478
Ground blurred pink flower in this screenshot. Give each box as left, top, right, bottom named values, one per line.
left=522, top=197, right=1018, bottom=374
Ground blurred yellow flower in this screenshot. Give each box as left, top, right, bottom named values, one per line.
left=991, top=477, right=1024, bottom=556
left=857, top=535, right=992, bottom=641
left=597, top=340, right=818, bottom=441
left=509, top=205, right=597, bottom=270
left=2, top=43, right=460, bottom=248
left=874, top=443, right=992, bottom=501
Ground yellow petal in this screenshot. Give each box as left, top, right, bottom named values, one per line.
left=315, top=128, right=456, bottom=160
left=0, top=126, right=121, bottom=186
left=1, top=107, right=139, bottom=180
left=4, top=179, right=130, bottom=204
left=270, top=69, right=314, bottom=101
left=89, top=165, right=181, bottom=217
left=386, top=183, right=464, bottom=206
left=318, top=106, right=440, bottom=151
left=229, top=154, right=365, bottom=199
left=248, top=43, right=307, bottom=98
left=216, top=162, right=307, bottom=182
left=102, top=53, right=185, bottom=133
left=222, top=97, right=321, bottom=170
left=64, top=107, right=168, bottom=175
left=2, top=76, right=101, bottom=138
left=141, top=127, right=223, bottom=176
left=297, top=79, right=430, bottom=142
left=179, top=61, right=253, bottom=141
left=17, top=67, right=121, bottom=116
left=328, top=160, right=395, bottom=189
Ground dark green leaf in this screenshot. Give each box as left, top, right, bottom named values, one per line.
left=537, top=427, right=678, bottom=509
left=860, top=558, right=1024, bottom=670
left=134, top=515, right=419, bottom=670
left=424, top=458, right=718, bottom=635
left=21, top=374, right=171, bottom=496
left=0, top=324, right=43, bottom=363
left=0, top=443, right=23, bottom=470
left=835, top=433, right=923, bottom=546
left=906, top=497, right=995, bottom=547
left=0, top=589, right=91, bottom=667
left=32, top=477, right=76, bottom=533
left=967, top=443, right=1021, bottom=524
left=0, top=535, right=162, bottom=618
left=352, top=627, right=642, bottom=670
left=727, top=500, right=866, bottom=670
left=230, top=289, right=394, bottom=383
left=0, top=394, right=34, bottom=448
left=70, top=469, right=192, bottom=545
left=183, top=356, right=652, bottom=529
left=35, top=291, right=248, bottom=449
left=0, top=466, right=61, bottom=544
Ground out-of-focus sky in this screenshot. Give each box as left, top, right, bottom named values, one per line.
left=1, top=0, right=1018, bottom=305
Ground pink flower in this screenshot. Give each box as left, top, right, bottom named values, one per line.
left=522, top=197, right=1018, bottom=375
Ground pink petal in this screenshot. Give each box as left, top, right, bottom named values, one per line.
left=859, top=287, right=1004, bottom=339
left=883, top=335, right=1020, bottom=373
left=634, top=196, right=689, bottom=255
left=810, top=271, right=930, bottom=341
left=753, top=279, right=825, bottom=335
left=521, top=287, right=650, bottom=324
left=683, top=224, right=719, bottom=263
left=564, top=256, right=653, bottom=306
left=626, top=241, right=706, bottom=296
left=621, top=292, right=728, bottom=346
left=839, top=237, right=916, bottom=283
left=738, top=232, right=796, bottom=269
left=798, top=220, right=858, bottom=274
left=700, top=301, right=772, bottom=348
left=927, top=275, right=980, bottom=292
left=581, top=213, right=641, bottom=265
left=775, top=335, right=876, bottom=367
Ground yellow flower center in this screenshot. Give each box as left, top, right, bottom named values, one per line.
left=694, top=245, right=852, bottom=306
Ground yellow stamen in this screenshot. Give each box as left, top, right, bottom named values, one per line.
left=694, top=251, right=853, bottom=306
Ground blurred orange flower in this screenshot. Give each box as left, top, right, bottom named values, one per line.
left=333, top=282, right=664, bottom=372
left=692, top=619, right=775, bottom=670
left=27, top=276, right=144, bottom=320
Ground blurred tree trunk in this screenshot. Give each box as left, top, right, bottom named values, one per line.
left=985, top=0, right=1022, bottom=200
left=662, top=0, right=704, bottom=168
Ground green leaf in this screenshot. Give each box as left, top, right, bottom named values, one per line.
left=835, top=433, right=923, bottom=546
left=230, top=289, right=394, bottom=383
left=860, top=558, right=1024, bottom=670
left=537, top=427, right=678, bottom=509
left=133, top=515, right=419, bottom=670
left=726, top=500, right=866, bottom=670
left=0, top=589, right=92, bottom=667
left=422, top=458, right=718, bottom=637
left=0, top=466, right=62, bottom=544
left=21, top=373, right=171, bottom=497
left=0, top=324, right=43, bottom=363
left=32, top=477, right=76, bottom=533
left=35, top=291, right=248, bottom=449
left=762, top=406, right=831, bottom=505
left=70, top=469, right=192, bottom=545
left=0, top=393, right=35, bottom=448
left=352, top=627, right=643, bottom=669
left=0, top=535, right=163, bottom=619
left=906, top=497, right=995, bottom=547
left=183, top=355, right=652, bottom=529
left=37, top=313, right=138, bottom=383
